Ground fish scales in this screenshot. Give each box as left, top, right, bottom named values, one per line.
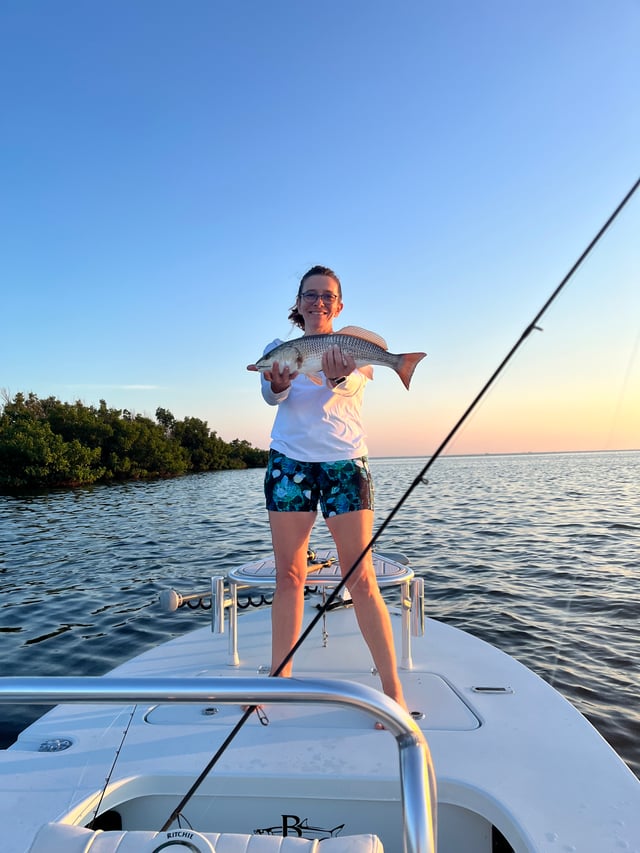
left=253, top=332, right=426, bottom=390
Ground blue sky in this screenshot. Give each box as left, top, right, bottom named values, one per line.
left=1, top=1, right=638, bottom=456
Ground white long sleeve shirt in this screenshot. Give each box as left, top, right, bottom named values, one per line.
left=260, top=338, right=371, bottom=462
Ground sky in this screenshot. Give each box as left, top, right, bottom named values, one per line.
left=1, top=0, right=638, bottom=458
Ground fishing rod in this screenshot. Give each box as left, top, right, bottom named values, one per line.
left=161, top=175, right=639, bottom=831
left=272, top=175, right=640, bottom=675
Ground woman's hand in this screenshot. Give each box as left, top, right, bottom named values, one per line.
left=265, top=360, right=297, bottom=393
left=322, top=345, right=355, bottom=385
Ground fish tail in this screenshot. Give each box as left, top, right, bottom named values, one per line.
left=396, top=352, right=427, bottom=389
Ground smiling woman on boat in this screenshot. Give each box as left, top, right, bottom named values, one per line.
left=247, top=265, right=410, bottom=714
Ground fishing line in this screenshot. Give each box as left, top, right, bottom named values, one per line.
left=89, top=704, right=138, bottom=829
left=161, top=175, right=639, bottom=830
left=544, top=307, right=640, bottom=689
left=604, top=323, right=640, bottom=449
left=273, top=175, right=640, bottom=675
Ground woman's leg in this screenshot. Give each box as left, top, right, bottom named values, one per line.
left=268, top=510, right=317, bottom=677
left=326, top=510, right=408, bottom=710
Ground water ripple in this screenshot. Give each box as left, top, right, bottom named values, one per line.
left=1, top=452, right=639, bottom=780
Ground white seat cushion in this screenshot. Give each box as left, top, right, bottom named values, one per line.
left=29, top=823, right=383, bottom=853
left=206, top=834, right=382, bottom=852
left=316, top=839, right=382, bottom=853
left=28, top=825, right=217, bottom=852
left=198, top=833, right=319, bottom=851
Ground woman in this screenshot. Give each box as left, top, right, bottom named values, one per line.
left=248, top=265, right=408, bottom=713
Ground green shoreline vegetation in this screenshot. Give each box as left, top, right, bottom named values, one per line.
left=0, top=392, right=268, bottom=491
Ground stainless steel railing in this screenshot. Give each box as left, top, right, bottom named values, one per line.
left=0, top=675, right=437, bottom=853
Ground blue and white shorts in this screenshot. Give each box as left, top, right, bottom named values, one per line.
left=265, top=450, right=374, bottom=518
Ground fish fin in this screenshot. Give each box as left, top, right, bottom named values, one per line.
left=396, top=352, right=427, bottom=389
left=335, top=325, right=388, bottom=350
left=358, top=365, right=374, bottom=380
left=307, top=373, right=324, bottom=385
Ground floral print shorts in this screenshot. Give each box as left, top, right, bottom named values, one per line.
left=264, top=450, right=374, bottom=518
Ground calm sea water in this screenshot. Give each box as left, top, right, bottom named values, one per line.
left=1, top=451, right=639, bottom=779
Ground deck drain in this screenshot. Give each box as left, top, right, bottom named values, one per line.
left=39, top=738, right=72, bottom=752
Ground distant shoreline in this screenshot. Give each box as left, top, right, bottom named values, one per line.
left=371, top=448, right=640, bottom=461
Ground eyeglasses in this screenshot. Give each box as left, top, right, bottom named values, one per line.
left=300, top=291, right=339, bottom=305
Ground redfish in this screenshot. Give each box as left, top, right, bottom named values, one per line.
left=247, top=326, right=426, bottom=390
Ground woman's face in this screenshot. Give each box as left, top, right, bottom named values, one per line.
left=297, top=274, right=343, bottom=331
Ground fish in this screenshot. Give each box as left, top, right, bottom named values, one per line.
left=247, top=326, right=426, bottom=390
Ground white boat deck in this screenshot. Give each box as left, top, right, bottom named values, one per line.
left=1, top=553, right=640, bottom=853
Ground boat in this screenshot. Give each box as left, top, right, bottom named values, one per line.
left=1, top=549, right=639, bottom=853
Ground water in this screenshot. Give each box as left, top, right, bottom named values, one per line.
left=1, top=451, right=639, bottom=779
